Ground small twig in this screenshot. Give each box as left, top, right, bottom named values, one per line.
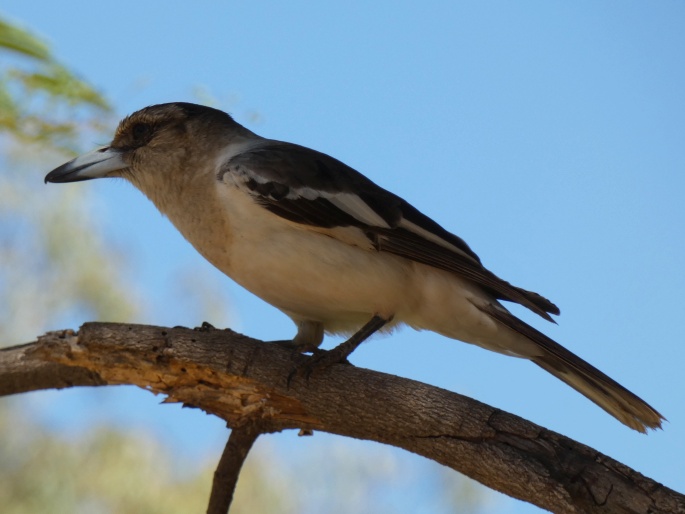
left=206, top=424, right=264, bottom=514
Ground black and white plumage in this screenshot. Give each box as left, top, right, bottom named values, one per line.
left=45, top=102, right=663, bottom=432
left=222, top=142, right=559, bottom=320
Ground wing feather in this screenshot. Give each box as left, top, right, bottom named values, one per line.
left=220, top=141, right=559, bottom=320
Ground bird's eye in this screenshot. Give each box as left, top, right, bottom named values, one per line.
left=130, top=123, right=153, bottom=145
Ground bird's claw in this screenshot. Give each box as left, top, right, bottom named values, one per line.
left=286, top=349, right=351, bottom=388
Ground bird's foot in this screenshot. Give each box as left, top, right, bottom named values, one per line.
left=271, top=340, right=330, bottom=387
left=286, top=347, right=352, bottom=388
left=285, top=315, right=390, bottom=388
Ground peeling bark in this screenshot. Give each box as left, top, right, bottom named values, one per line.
left=0, top=322, right=682, bottom=513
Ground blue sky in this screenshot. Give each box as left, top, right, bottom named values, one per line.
left=4, top=1, right=685, bottom=512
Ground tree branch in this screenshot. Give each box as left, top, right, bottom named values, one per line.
left=208, top=424, right=264, bottom=514
left=0, top=322, right=682, bottom=513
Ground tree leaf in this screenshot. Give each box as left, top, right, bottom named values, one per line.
left=0, top=17, right=51, bottom=62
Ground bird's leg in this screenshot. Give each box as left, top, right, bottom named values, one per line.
left=273, top=320, right=325, bottom=354
left=288, top=315, right=390, bottom=385
left=318, top=315, right=389, bottom=365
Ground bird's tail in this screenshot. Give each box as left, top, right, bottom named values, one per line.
left=475, top=302, right=664, bottom=433
left=531, top=350, right=663, bottom=433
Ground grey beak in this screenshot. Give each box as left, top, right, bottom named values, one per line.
left=45, top=146, right=126, bottom=184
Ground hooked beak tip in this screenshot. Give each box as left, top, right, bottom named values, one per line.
left=44, top=147, right=125, bottom=184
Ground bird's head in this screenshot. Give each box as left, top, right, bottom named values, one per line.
left=45, top=102, right=246, bottom=199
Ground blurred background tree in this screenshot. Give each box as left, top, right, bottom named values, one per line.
left=0, top=14, right=486, bottom=513
left=0, top=15, right=130, bottom=343
left=0, top=16, right=272, bottom=513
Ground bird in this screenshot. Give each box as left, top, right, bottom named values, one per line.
left=45, top=102, right=663, bottom=433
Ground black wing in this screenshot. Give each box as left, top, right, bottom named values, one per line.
left=219, top=141, right=559, bottom=321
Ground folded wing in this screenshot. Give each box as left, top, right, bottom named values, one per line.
left=219, top=141, right=560, bottom=321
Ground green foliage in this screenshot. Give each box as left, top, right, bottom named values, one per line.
left=0, top=16, right=110, bottom=154
left=0, top=16, right=216, bottom=513
left=0, top=18, right=49, bottom=60
left=0, top=14, right=487, bottom=513
left=0, top=22, right=242, bottom=510
left=0, top=404, right=210, bottom=513
left=0, top=15, right=133, bottom=343
left=0, top=166, right=138, bottom=342
left=0, top=403, right=305, bottom=514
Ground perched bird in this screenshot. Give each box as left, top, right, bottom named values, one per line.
left=45, top=102, right=663, bottom=432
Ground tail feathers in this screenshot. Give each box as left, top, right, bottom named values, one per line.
left=532, top=353, right=663, bottom=433
left=511, top=285, right=560, bottom=319
left=474, top=302, right=664, bottom=433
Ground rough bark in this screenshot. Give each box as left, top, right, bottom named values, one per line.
left=207, top=425, right=264, bottom=514
left=0, top=322, right=682, bottom=513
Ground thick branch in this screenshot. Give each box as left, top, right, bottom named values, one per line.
left=0, top=333, right=106, bottom=395
left=0, top=322, right=682, bottom=513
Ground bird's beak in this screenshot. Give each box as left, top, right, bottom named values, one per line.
left=44, top=146, right=126, bottom=183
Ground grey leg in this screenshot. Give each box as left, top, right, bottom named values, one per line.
left=287, top=315, right=390, bottom=385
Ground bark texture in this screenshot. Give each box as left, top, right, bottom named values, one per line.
left=0, top=322, right=681, bottom=514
